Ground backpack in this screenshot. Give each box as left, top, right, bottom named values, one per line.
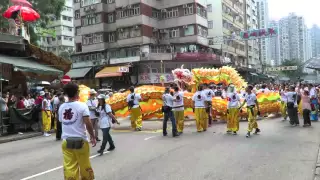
left=128, top=93, right=135, bottom=108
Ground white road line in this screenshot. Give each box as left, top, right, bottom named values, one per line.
left=144, top=136, right=156, bottom=141
left=20, top=151, right=110, bottom=180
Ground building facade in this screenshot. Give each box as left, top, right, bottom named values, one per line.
left=207, top=0, right=246, bottom=67
left=279, top=13, right=308, bottom=63
left=310, top=25, right=320, bottom=58
left=257, top=0, right=269, bottom=65
left=38, top=0, right=75, bottom=55
left=71, top=0, right=221, bottom=88
left=268, top=20, right=280, bottom=66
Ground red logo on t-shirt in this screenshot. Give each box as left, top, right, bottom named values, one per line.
left=63, top=108, right=74, bottom=120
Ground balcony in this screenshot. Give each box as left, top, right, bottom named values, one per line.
left=222, top=12, right=234, bottom=23
left=110, top=56, right=140, bottom=65
left=160, top=35, right=208, bottom=46
left=174, top=52, right=218, bottom=62
left=236, top=49, right=246, bottom=57
left=234, top=21, right=244, bottom=29
left=223, top=44, right=236, bottom=54
left=141, top=53, right=173, bottom=61
left=223, top=27, right=231, bottom=35
left=223, top=0, right=233, bottom=7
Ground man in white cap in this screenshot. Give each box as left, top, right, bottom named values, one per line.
left=86, top=89, right=100, bottom=141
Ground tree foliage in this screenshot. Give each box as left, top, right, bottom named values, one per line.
left=281, top=59, right=305, bottom=80
left=0, top=0, right=65, bottom=45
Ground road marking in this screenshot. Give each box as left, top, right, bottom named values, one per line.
left=144, top=136, right=156, bottom=140
left=20, top=151, right=110, bottom=180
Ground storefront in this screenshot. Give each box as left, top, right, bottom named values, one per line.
left=95, top=65, right=132, bottom=89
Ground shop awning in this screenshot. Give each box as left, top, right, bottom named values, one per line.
left=250, top=72, right=258, bottom=76
left=95, top=66, right=129, bottom=78
left=66, top=67, right=92, bottom=78
left=0, top=54, right=63, bottom=76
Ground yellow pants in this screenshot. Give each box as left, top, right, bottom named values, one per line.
left=298, top=101, right=303, bottom=115
left=280, top=102, right=287, bottom=119
left=227, top=108, right=240, bottom=132
left=247, top=107, right=258, bottom=132
left=130, top=107, right=142, bottom=129
left=174, top=110, right=184, bottom=133
left=62, top=140, right=94, bottom=180
left=42, top=110, right=51, bottom=132
left=195, top=108, right=207, bottom=132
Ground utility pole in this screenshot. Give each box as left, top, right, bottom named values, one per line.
left=243, top=0, right=249, bottom=81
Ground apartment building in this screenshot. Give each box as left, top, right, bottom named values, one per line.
left=245, top=0, right=260, bottom=68
left=207, top=0, right=246, bottom=67
left=268, top=20, right=280, bottom=66
left=71, top=0, right=217, bottom=87
left=38, top=0, right=75, bottom=55
left=257, top=0, right=269, bottom=65
left=310, top=25, right=320, bottom=57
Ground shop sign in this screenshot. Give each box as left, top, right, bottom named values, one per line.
left=240, top=27, right=278, bottom=40
left=138, top=73, right=174, bottom=84
left=119, top=66, right=129, bottom=72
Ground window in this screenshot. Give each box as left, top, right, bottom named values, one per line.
left=62, top=16, right=67, bottom=20
left=68, top=17, right=72, bottom=21
left=208, top=20, right=213, bottom=29
left=109, top=32, right=115, bottom=42
left=69, top=37, right=73, bottom=41
left=107, top=0, right=114, bottom=3
left=197, top=25, right=208, bottom=37
left=81, top=0, right=101, bottom=7
left=184, top=4, right=194, bottom=15
left=108, top=13, right=114, bottom=23
left=57, top=36, right=61, bottom=40
left=93, top=33, right=103, bottom=43
left=207, top=4, right=212, bottom=12
left=166, top=8, right=178, bottom=18
left=170, top=28, right=179, bottom=38
left=68, top=27, right=72, bottom=32
left=119, top=4, right=140, bottom=18
left=118, top=29, right=129, bottom=39
left=82, top=13, right=101, bottom=26
left=74, top=0, right=80, bottom=3
left=130, top=27, right=141, bottom=37
left=152, top=9, right=159, bottom=19
left=83, top=34, right=93, bottom=45
left=133, top=4, right=140, bottom=15
left=76, top=27, right=81, bottom=35
left=75, top=10, right=80, bottom=19
left=64, top=36, right=69, bottom=40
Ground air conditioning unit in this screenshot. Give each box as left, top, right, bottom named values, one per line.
left=160, top=29, right=165, bottom=33
left=127, top=5, right=132, bottom=9
left=153, top=28, right=158, bottom=32
left=122, top=6, right=127, bottom=9
left=183, top=4, right=188, bottom=8
left=119, top=28, right=124, bottom=32
left=161, top=9, right=167, bottom=12
left=84, top=7, right=89, bottom=11
left=90, top=5, right=96, bottom=10
left=183, top=25, right=188, bottom=29
left=135, top=25, right=139, bottom=29
left=209, top=40, right=214, bottom=45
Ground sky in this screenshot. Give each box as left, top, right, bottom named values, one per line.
left=268, top=0, right=320, bottom=27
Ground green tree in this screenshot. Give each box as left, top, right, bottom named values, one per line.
left=281, top=59, right=305, bottom=80
left=0, top=0, right=65, bottom=45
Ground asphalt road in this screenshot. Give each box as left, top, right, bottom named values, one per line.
left=1, top=118, right=320, bottom=180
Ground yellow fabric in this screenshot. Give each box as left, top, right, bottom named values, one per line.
left=62, top=140, right=94, bottom=180
left=195, top=108, right=207, bottom=132
left=280, top=101, right=287, bottom=119
left=298, top=101, right=303, bottom=114
left=227, top=108, right=240, bottom=132
left=42, top=111, right=51, bottom=132
left=174, top=111, right=184, bottom=133
left=130, top=107, right=142, bottom=129
left=247, top=107, right=258, bottom=132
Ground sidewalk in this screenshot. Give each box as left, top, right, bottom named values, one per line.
left=0, top=132, right=42, bottom=144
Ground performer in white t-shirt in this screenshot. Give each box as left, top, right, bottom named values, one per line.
left=58, top=83, right=96, bottom=180
left=240, top=85, right=261, bottom=138
left=86, top=89, right=100, bottom=141
left=127, top=86, right=142, bottom=131
left=192, top=85, right=207, bottom=132
left=172, top=86, right=185, bottom=134
left=226, top=84, right=241, bottom=135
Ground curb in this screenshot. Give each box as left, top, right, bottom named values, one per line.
left=314, top=145, right=320, bottom=180
left=0, top=132, right=43, bottom=144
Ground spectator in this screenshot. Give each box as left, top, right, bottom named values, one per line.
left=16, top=96, right=26, bottom=109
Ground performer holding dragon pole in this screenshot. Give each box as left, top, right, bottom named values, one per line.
left=239, top=85, right=261, bottom=138
left=226, top=84, right=241, bottom=135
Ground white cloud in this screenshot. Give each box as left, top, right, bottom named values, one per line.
left=269, top=0, right=320, bottom=27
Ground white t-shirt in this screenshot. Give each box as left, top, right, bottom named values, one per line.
left=192, top=91, right=206, bottom=108
left=227, top=93, right=240, bottom=108
left=245, top=93, right=257, bottom=106
left=162, top=93, right=174, bottom=107
left=285, top=92, right=298, bottom=107
left=203, top=89, right=215, bottom=101
left=173, top=91, right=184, bottom=111
left=42, top=98, right=51, bottom=111
left=86, top=98, right=98, bottom=119
left=97, top=104, right=112, bottom=129
left=126, top=93, right=141, bottom=108
left=280, top=90, right=287, bottom=102
left=58, top=101, right=90, bottom=141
